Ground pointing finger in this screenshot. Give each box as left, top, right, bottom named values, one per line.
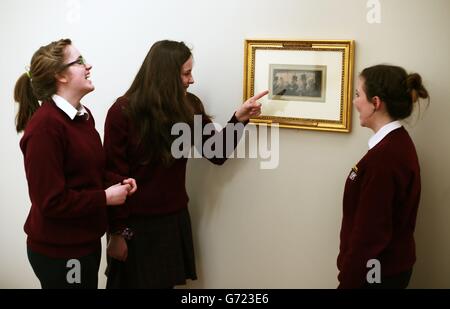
left=251, top=90, right=269, bottom=101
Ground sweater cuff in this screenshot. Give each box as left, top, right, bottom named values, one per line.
left=107, top=212, right=130, bottom=233
left=108, top=220, right=128, bottom=234
left=95, top=189, right=107, bottom=208
left=230, top=112, right=249, bottom=126
left=104, top=171, right=127, bottom=188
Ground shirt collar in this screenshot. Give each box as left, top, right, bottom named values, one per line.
left=368, top=120, right=402, bottom=149
left=52, top=94, right=89, bottom=120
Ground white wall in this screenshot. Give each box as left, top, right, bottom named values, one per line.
left=1, top=0, right=449, bottom=288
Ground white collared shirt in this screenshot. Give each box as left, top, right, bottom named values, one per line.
left=368, top=121, right=402, bottom=149
left=52, top=94, right=89, bottom=120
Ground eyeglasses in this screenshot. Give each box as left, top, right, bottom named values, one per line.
left=63, top=56, right=87, bottom=68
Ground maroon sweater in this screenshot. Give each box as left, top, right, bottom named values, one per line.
left=337, top=127, right=421, bottom=288
left=104, top=93, right=245, bottom=232
left=20, top=100, right=107, bottom=258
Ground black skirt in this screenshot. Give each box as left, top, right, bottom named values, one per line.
left=106, top=208, right=197, bottom=288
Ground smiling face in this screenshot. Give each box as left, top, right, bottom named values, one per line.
left=58, top=44, right=94, bottom=97
left=180, top=56, right=194, bottom=90
left=354, top=76, right=376, bottom=129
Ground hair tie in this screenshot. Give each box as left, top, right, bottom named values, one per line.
left=24, top=65, right=32, bottom=79
left=410, top=89, right=418, bottom=103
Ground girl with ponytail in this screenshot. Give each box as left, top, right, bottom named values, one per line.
left=14, top=39, right=136, bottom=288
left=337, top=64, right=429, bottom=289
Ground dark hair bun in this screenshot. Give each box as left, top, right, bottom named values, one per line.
left=406, top=73, right=429, bottom=103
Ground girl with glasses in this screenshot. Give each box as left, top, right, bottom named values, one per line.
left=14, top=38, right=136, bottom=288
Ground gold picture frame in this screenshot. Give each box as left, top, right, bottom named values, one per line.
left=244, top=39, right=355, bottom=132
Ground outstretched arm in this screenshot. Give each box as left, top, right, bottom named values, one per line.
left=199, top=90, right=268, bottom=165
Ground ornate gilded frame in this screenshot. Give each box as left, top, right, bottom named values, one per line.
left=244, top=39, right=355, bottom=132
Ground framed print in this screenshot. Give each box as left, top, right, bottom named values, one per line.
left=243, top=39, right=355, bottom=132
left=269, top=64, right=327, bottom=102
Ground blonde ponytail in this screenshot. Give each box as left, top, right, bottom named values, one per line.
left=13, top=38, right=72, bottom=132
left=14, top=73, right=40, bottom=132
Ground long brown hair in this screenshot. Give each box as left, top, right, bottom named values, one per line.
left=361, top=64, right=429, bottom=120
left=14, top=38, right=72, bottom=132
left=125, top=40, right=200, bottom=166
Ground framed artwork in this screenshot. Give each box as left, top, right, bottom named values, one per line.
left=244, top=39, right=355, bottom=132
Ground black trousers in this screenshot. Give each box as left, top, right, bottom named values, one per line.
left=27, top=247, right=101, bottom=289
left=363, top=269, right=413, bottom=289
